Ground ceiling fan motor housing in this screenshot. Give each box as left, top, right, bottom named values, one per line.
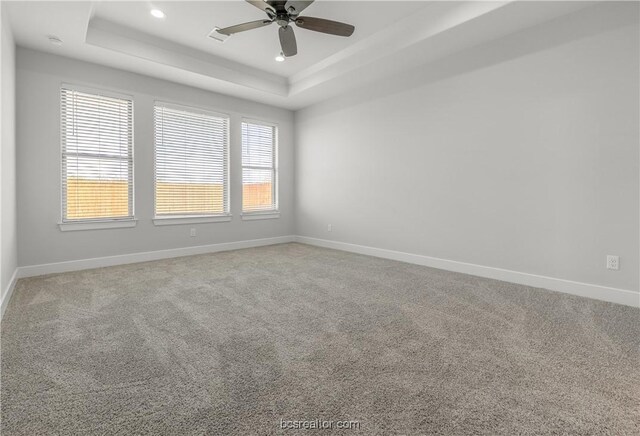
left=276, top=14, right=290, bottom=27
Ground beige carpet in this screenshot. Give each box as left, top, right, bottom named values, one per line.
left=1, top=243, right=639, bottom=435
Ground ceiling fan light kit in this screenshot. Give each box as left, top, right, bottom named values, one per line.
left=216, top=0, right=355, bottom=57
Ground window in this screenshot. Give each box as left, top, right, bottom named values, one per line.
left=61, top=86, right=134, bottom=223
left=242, top=120, right=278, bottom=214
left=154, top=103, right=229, bottom=218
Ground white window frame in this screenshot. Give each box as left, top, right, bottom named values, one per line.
left=241, top=118, right=279, bottom=220
left=152, top=101, right=231, bottom=226
left=58, top=83, right=136, bottom=232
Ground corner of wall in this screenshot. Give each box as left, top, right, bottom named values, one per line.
left=1, top=2, right=18, bottom=320
left=0, top=268, right=18, bottom=319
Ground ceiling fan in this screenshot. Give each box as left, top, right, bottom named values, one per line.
left=216, top=0, right=355, bottom=57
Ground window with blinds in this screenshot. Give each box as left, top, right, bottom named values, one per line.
left=154, top=103, right=229, bottom=217
left=242, top=121, right=278, bottom=213
left=61, top=86, right=134, bottom=222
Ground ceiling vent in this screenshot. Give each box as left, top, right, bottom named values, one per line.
left=208, top=28, right=230, bottom=43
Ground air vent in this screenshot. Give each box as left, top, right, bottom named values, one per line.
left=208, top=28, right=230, bottom=43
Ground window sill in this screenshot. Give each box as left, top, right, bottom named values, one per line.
left=153, top=215, right=232, bottom=226
left=241, top=212, right=280, bottom=221
left=59, top=219, right=137, bottom=232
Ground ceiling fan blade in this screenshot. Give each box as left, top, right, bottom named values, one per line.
left=245, top=1, right=276, bottom=14
left=284, top=1, right=314, bottom=16
left=217, top=19, right=273, bottom=36
left=295, top=16, right=355, bottom=37
left=279, top=26, right=297, bottom=57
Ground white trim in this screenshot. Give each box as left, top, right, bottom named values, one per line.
left=241, top=117, right=279, bottom=129
left=155, top=100, right=230, bottom=120
left=1, top=269, right=19, bottom=320
left=153, top=215, right=232, bottom=225
left=60, top=84, right=136, bottom=224
left=294, top=236, right=640, bottom=308
left=60, top=82, right=133, bottom=101
left=59, top=219, right=137, bottom=232
left=17, top=236, right=295, bottom=278
left=241, top=119, right=278, bottom=214
left=153, top=102, right=231, bottom=218
left=241, top=212, right=280, bottom=221
left=11, top=235, right=638, bottom=311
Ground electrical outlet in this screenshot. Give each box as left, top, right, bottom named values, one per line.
left=190, top=228, right=196, bottom=237
left=606, top=255, right=619, bottom=270
left=327, top=224, right=332, bottom=232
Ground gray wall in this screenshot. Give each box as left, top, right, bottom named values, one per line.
left=295, top=4, right=640, bottom=293
left=17, top=48, right=294, bottom=266
left=1, top=5, right=17, bottom=299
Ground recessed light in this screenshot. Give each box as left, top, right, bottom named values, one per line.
left=48, top=35, right=63, bottom=46
left=275, top=53, right=285, bottom=62
left=150, top=9, right=165, bottom=19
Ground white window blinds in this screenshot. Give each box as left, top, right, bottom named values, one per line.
left=154, top=103, right=229, bottom=216
left=61, top=87, right=134, bottom=222
left=242, top=121, right=277, bottom=213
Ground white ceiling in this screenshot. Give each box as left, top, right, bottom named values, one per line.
left=6, top=1, right=596, bottom=110
left=93, top=1, right=428, bottom=77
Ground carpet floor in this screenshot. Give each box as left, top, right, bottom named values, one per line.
left=1, top=243, right=638, bottom=435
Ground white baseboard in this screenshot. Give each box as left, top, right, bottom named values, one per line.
left=17, top=236, right=295, bottom=279
left=1, top=268, right=19, bottom=319
left=294, top=236, right=640, bottom=308
left=8, top=235, right=639, bottom=310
